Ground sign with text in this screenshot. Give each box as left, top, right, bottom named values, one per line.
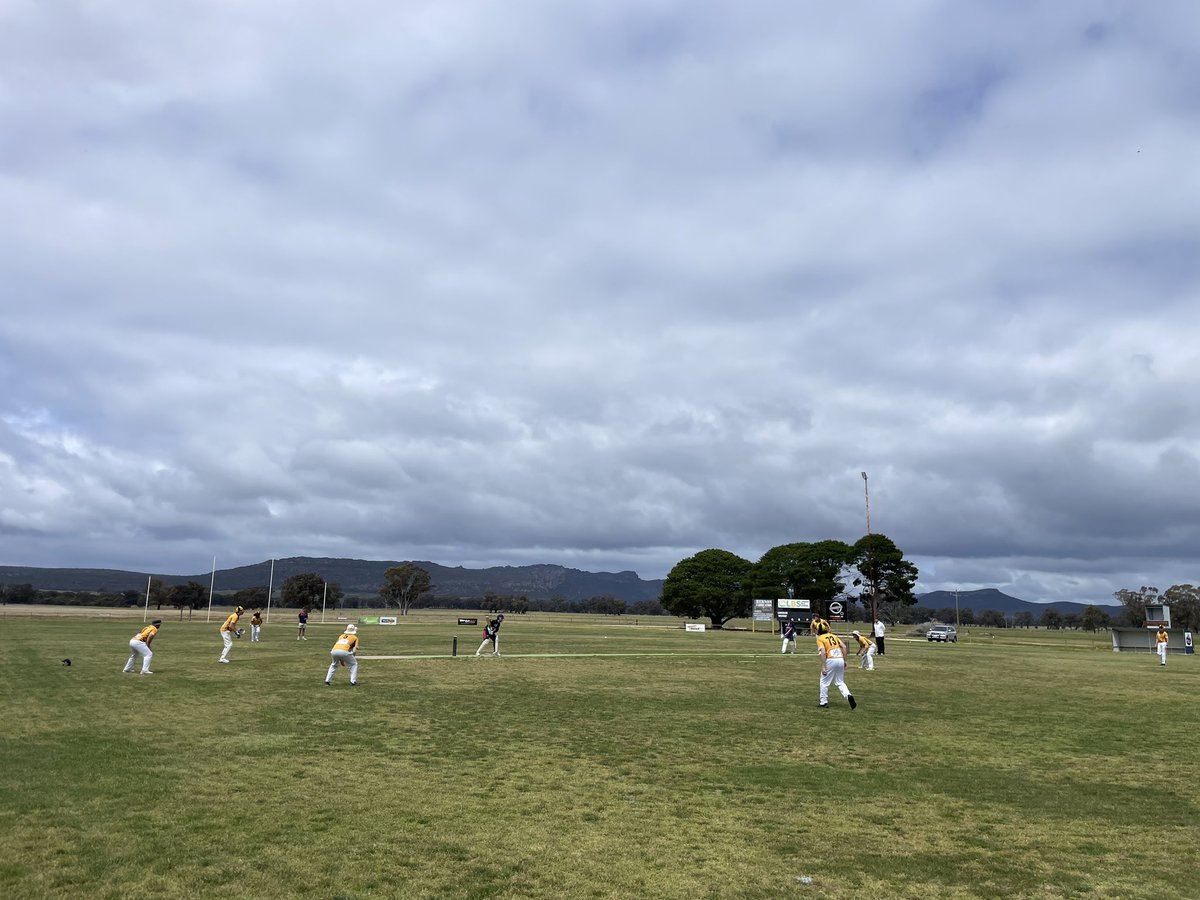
left=829, top=600, right=845, bottom=622
left=752, top=598, right=774, bottom=622
left=684, top=623, right=706, bottom=632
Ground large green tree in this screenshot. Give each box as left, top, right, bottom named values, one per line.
left=754, top=540, right=851, bottom=618
left=234, top=586, right=268, bottom=609
left=1113, top=586, right=1157, bottom=627
left=281, top=572, right=327, bottom=609
left=1162, top=584, right=1200, bottom=632
left=148, top=577, right=167, bottom=610
left=1081, top=604, right=1110, bottom=632
left=661, top=549, right=753, bottom=629
left=379, top=563, right=433, bottom=615
left=849, top=533, right=919, bottom=621
left=169, top=581, right=207, bottom=619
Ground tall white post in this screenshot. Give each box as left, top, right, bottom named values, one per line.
left=143, top=574, right=151, bottom=623
left=321, top=581, right=328, bottom=624
left=265, top=559, right=275, bottom=623
left=206, top=555, right=216, bottom=622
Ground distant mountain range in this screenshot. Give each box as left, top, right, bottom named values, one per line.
left=0, top=557, right=666, bottom=603
left=0, top=561, right=1123, bottom=614
left=916, top=588, right=1120, bottom=618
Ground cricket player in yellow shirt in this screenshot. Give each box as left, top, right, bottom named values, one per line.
left=218, top=606, right=244, bottom=664
left=123, top=620, right=162, bottom=675
left=851, top=630, right=876, bottom=671
left=325, top=624, right=360, bottom=686
left=1155, top=626, right=1169, bottom=666
left=250, top=610, right=263, bottom=642
left=815, top=622, right=856, bottom=710
left=809, top=616, right=829, bottom=636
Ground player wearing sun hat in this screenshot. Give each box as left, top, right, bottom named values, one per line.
left=123, top=619, right=162, bottom=675
left=325, top=624, right=360, bottom=686
left=851, top=630, right=876, bottom=671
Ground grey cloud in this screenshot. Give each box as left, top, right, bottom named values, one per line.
left=2, top=2, right=1200, bottom=606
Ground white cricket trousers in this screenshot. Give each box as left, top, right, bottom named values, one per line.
left=476, top=637, right=499, bottom=656
left=124, top=639, right=152, bottom=673
left=781, top=637, right=795, bottom=654
left=219, top=629, right=234, bottom=661
left=326, top=649, right=358, bottom=684
left=1157, top=641, right=1168, bottom=665
left=859, top=645, right=876, bottom=670
left=820, top=657, right=851, bottom=705
left=251, top=625, right=261, bottom=642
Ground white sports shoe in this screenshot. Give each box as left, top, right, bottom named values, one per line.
left=218, top=659, right=230, bottom=664
left=141, top=671, right=154, bottom=675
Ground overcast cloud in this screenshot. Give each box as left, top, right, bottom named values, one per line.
left=3, top=1, right=1199, bottom=604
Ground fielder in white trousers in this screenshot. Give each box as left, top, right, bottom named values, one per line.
left=219, top=629, right=234, bottom=662
left=251, top=625, right=261, bottom=642
left=124, top=639, right=153, bottom=674
left=820, top=657, right=853, bottom=707
left=327, top=649, right=358, bottom=685
left=859, top=644, right=876, bottom=670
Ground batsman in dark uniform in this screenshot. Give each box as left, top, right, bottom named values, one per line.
left=475, top=614, right=505, bottom=657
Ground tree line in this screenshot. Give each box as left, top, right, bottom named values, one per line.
left=1113, top=585, right=1200, bottom=631
left=660, top=534, right=919, bottom=628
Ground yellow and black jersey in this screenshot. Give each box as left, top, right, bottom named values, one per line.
left=250, top=613, right=263, bottom=626
left=816, top=633, right=845, bottom=660
left=221, top=612, right=241, bottom=633
left=332, top=633, right=359, bottom=653
left=134, top=624, right=158, bottom=643
left=852, top=633, right=873, bottom=650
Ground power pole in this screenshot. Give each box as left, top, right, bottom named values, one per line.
left=862, top=471, right=876, bottom=625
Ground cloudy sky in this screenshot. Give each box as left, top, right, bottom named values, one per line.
left=3, top=1, right=1199, bottom=604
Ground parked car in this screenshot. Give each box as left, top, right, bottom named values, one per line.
left=927, top=625, right=958, bottom=642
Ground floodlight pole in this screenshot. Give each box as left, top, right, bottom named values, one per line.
left=862, top=471, right=876, bottom=625
left=954, top=589, right=960, bottom=629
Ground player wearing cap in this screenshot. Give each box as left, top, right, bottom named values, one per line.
left=297, top=608, right=310, bottom=640
left=325, top=624, right=360, bottom=685
left=851, top=630, right=876, bottom=671
left=809, top=616, right=829, bottom=636
left=1155, top=625, right=1169, bottom=666
left=781, top=619, right=798, bottom=654
left=218, top=606, right=244, bottom=664
left=475, top=614, right=505, bottom=657
left=249, top=610, right=263, bottom=642
left=123, top=620, right=162, bottom=675
left=815, top=621, right=856, bottom=710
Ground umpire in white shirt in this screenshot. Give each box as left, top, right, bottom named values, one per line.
left=873, top=619, right=886, bottom=655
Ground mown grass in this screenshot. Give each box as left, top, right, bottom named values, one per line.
left=1, top=611, right=1196, bottom=898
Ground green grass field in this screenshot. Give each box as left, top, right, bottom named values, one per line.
left=1, top=610, right=1196, bottom=899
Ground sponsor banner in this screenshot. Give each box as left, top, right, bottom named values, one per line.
left=752, top=598, right=774, bottom=622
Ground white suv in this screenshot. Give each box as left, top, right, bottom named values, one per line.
left=927, top=625, right=958, bottom=642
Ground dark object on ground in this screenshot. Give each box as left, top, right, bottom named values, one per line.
left=61, top=659, right=72, bottom=666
